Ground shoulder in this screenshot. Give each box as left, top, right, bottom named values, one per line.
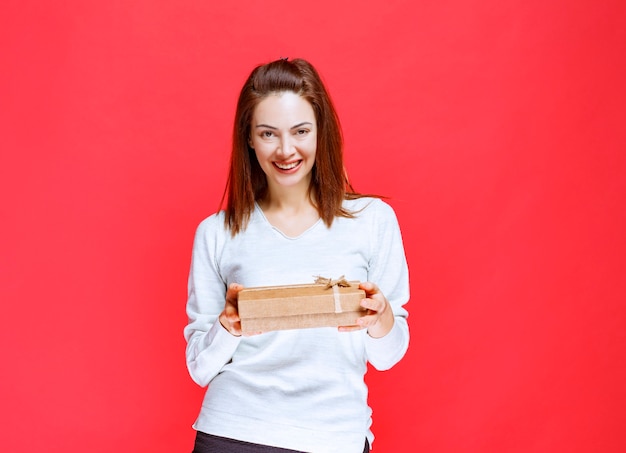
left=193, top=211, right=229, bottom=243
left=196, top=210, right=226, bottom=232
left=343, top=197, right=398, bottom=220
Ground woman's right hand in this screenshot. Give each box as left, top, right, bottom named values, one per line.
left=219, top=282, right=244, bottom=336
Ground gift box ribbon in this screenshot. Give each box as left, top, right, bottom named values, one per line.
left=314, top=275, right=351, bottom=313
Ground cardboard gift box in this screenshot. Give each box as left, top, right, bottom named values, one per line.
left=238, top=277, right=366, bottom=333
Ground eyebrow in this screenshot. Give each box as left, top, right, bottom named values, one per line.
left=255, top=122, right=313, bottom=130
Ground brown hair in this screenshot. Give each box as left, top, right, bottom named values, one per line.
left=222, top=58, right=368, bottom=235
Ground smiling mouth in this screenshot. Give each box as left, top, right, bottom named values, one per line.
left=274, top=160, right=301, bottom=170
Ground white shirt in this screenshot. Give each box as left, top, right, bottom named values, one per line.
left=184, top=197, right=410, bottom=452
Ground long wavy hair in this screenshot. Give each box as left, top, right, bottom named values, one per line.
left=222, top=58, right=368, bottom=235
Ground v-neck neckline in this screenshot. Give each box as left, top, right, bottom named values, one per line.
left=254, top=202, right=323, bottom=240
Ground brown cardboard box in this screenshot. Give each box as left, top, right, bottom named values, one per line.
left=238, top=280, right=366, bottom=333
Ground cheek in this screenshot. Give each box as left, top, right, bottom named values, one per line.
left=309, top=135, right=318, bottom=155
left=303, top=136, right=317, bottom=156
left=251, top=148, right=264, bottom=164
left=252, top=143, right=272, bottom=159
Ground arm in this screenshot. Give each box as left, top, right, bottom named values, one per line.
left=360, top=200, right=410, bottom=370
left=339, top=281, right=408, bottom=371
left=184, top=216, right=242, bottom=387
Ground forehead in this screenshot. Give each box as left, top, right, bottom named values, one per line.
left=252, top=91, right=315, bottom=125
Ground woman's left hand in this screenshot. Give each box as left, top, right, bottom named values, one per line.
left=338, top=282, right=394, bottom=338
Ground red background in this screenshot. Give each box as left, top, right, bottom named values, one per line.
left=2, top=1, right=625, bottom=452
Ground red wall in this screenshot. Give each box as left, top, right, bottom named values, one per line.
left=2, top=1, right=625, bottom=452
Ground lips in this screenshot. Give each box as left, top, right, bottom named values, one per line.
left=273, top=160, right=302, bottom=171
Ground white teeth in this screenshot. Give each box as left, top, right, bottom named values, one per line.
left=275, top=161, right=300, bottom=170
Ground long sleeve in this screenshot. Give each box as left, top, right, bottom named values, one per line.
left=183, top=199, right=410, bottom=452
left=184, top=215, right=242, bottom=387
left=364, top=200, right=410, bottom=370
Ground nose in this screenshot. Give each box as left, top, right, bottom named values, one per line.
left=276, top=135, right=295, bottom=158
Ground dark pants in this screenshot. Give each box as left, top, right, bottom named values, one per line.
left=192, top=431, right=370, bottom=453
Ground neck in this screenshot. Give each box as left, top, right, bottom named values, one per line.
left=262, top=177, right=315, bottom=212
left=258, top=183, right=321, bottom=238
left=261, top=186, right=313, bottom=213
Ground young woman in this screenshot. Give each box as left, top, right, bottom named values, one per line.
left=185, top=58, right=410, bottom=453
